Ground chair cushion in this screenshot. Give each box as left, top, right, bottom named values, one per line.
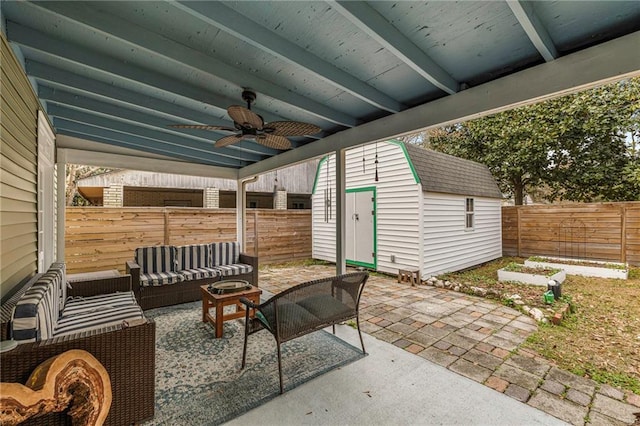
left=61, top=292, right=140, bottom=318
left=56, top=292, right=144, bottom=336
left=140, top=271, right=184, bottom=287
left=176, top=244, right=211, bottom=270
left=135, top=246, right=177, bottom=273
left=12, top=266, right=65, bottom=342
left=211, top=242, right=240, bottom=266
left=297, top=294, right=353, bottom=320
left=260, top=300, right=319, bottom=339
left=213, top=263, right=253, bottom=277
left=179, top=267, right=219, bottom=281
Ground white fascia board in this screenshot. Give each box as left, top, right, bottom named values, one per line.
left=239, top=30, right=640, bottom=178
left=57, top=146, right=238, bottom=179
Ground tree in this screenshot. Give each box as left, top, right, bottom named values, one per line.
left=421, top=77, right=640, bottom=204
left=65, top=165, right=113, bottom=206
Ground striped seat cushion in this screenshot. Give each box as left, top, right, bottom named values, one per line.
left=56, top=292, right=144, bottom=337
left=179, top=267, right=219, bottom=281
left=140, top=271, right=184, bottom=287
left=177, top=244, right=211, bottom=270
left=12, top=267, right=65, bottom=342
left=135, top=246, right=177, bottom=273
left=211, top=242, right=240, bottom=266
left=213, top=263, right=253, bottom=277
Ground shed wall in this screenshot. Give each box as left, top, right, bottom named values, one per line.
left=422, top=193, right=502, bottom=277
left=312, top=142, right=421, bottom=273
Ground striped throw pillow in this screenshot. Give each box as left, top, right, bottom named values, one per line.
left=135, top=246, right=177, bottom=273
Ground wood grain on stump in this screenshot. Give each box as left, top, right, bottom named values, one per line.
left=0, top=349, right=112, bottom=425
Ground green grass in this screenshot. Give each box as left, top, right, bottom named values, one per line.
left=444, top=257, right=640, bottom=395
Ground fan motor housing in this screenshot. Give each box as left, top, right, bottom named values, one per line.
left=242, top=90, right=257, bottom=104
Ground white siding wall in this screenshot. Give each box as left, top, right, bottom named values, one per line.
left=422, top=193, right=502, bottom=277
left=312, top=142, right=421, bottom=273
left=312, top=155, right=336, bottom=262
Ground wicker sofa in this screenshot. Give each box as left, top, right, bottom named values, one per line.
left=0, top=263, right=155, bottom=425
left=127, top=242, right=258, bottom=310
left=240, top=271, right=369, bottom=393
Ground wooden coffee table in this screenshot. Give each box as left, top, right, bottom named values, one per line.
left=200, top=282, right=262, bottom=338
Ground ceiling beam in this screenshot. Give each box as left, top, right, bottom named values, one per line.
left=506, top=0, right=558, bottom=62
left=6, top=21, right=289, bottom=125
left=28, top=61, right=289, bottom=155
left=55, top=122, right=239, bottom=168
left=48, top=105, right=249, bottom=167
left=175, top=1, right=403, bottom=113
left=239, top=30, right=640, bottom=178
left=58, top=144, right=238, bottom=179
left=26, top=61, right=230, bottom=127
left=38, top=86, right=277, bottom=158
left=29, top=1, right=358, bottom=128
left=331, top=1, right=459, bottom=95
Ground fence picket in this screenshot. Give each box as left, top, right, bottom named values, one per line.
left=65, top=207, right=311, bottom=274
left=502, top=202, right=640, bottom=265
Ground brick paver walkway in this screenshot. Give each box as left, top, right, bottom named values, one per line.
left=259, top=264, right=640, bottom=426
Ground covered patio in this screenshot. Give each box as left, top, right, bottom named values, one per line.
left=1, top=1, right=640, bottom=425
left=2, top=1, right=639, bottom=286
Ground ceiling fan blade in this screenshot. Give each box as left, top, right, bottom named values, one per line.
left=227, top=105, right=263, bottom=130
left=265, top=121, right=321, bottom=137
left=214, top=135, right=244, bottom=148
left=169, top=124, right=236, bottom=132
left=257, top=134, right=291, bottom=150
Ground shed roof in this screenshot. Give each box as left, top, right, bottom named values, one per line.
left=402, top=143, right=502, bottom=199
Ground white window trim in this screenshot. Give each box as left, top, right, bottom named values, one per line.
left=37, top=110, right=56, bottom=272
left=465, top=197, right=475, bottom=231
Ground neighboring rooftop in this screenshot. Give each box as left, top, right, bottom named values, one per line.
left=403, top=143, right=503, bottom=199
left=77, top=160, right=319, bottom=194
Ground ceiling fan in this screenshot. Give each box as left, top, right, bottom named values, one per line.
left=169, top=90, right=321, bottom=150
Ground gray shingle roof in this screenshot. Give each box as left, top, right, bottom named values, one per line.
left=402, top=142, right=502, bottom=199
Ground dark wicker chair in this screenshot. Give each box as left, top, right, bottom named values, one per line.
left=1, top=274, right=156, bottom=425
left=240, top=271, right=368, bottom=394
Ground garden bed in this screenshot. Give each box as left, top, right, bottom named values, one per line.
left=524, top=256, right=628, bottom=279
left=497, top=263, right=565, bottom=286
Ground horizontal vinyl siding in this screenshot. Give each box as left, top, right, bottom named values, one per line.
left=1, top=34, right=39, bottom=300
left=422, top=193, right=501, bottom=277
left=312, top=166, right=336, bottom=262
left=312, top=142, right=420, bottom=272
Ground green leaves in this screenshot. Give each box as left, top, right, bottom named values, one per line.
left=424, top=77, right=640, bottom=204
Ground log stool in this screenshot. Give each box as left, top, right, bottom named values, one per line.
left=397, top=269, right=421, bottom=286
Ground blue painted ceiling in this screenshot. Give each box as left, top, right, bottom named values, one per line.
left=2, top=1, right=639, bottom=172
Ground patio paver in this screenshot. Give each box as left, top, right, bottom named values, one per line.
left=258, top=264, right=639, bottom=426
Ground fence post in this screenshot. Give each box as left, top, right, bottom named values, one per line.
left=164, top=208, right=170, bottom=245
left=253, top=210, right=258, bottom=256
left=620, top=205, right=627, bottom=263
left=516, top=207, right=522, bottom=257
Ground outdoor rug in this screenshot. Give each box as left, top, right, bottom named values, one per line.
left=143, top=301, right=365, bottom=425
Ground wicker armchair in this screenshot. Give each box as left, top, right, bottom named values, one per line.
left=1, top=272, right=155, bottom=425
left=240, top=272, right=368, bottom=393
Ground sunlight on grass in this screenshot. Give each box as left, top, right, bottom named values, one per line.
left=445, top=258, right=640, bottom=395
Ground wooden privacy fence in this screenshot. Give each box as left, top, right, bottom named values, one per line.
left=65, top=207, right=311, bottom=274
left=502, top=202, right=640, bottom=265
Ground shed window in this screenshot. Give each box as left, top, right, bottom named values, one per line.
left=465, top=198, right=474, bottom=229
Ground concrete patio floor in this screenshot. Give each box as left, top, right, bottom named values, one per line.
left=245, top=264, right=639, bottom=426
left=229, top=324, right=565, bottom=426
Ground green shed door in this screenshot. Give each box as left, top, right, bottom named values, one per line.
left=345, top=188, right=376, bottom=269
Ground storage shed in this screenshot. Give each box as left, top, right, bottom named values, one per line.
left=312, top=141, right=503, bottom=278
